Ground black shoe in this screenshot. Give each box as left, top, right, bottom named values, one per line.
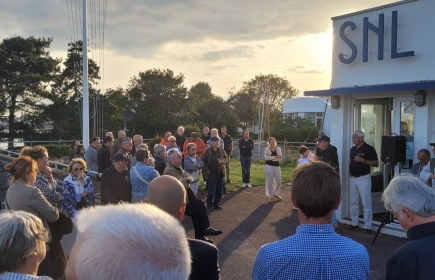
left=213, top=205, right=223, bottom=210
left=207, top=205, right=213, bottom=211
left=362, top=229, right=373, bottom=234
left=204, top=227, right=223, bottom=236
left=196, top=236, right=213, bottom=243
left=346, top=225, right=359, bottom=230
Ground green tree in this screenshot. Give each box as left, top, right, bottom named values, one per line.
left=125, top=69, right=189, bottom=138
left=0, top=36, right=61, bottom=146
left=188, top=82, right=214, bottom=105
left=227, top=89, right=258, bottom=127
left=101, top=87, right=128, bottom=133
left=47, top=41, right=101, bottom=139
left=197, top=96, right=238, bottom=136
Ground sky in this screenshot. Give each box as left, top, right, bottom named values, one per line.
left=1, top=0, right=396, bottom=99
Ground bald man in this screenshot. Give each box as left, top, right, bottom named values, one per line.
left=147, top=176, right=220, bottom=280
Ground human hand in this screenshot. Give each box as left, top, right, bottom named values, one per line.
left=81, top=191, right=88, bottom=198
left=354, top=155, right=363, bottom=163
left=275, top=155, right=282, bottom=159
left=43, top=166, right=53, bottom=178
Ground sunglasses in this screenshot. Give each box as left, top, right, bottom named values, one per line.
left=74, top=167, right=84, bottom=171
left=170, top=140, right=176, bottom=142
left=191, top=148, right=197, bottom=151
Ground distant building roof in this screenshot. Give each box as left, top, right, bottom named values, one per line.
left=282, top=97, right=329, bottom=114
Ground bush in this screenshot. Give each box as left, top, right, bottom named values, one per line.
left=44, top=144, right=71, bottom=160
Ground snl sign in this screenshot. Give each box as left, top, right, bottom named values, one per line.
left=339, top=11, right=415, bottom=64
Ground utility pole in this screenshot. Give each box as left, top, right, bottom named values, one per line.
left=82, top=0, right=89, bottom=149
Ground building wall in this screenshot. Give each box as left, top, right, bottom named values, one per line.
left=332, top=0, right=435, bottom=88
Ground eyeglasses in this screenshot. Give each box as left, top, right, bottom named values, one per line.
left=40, top=156, right=50, bottom=161
left=191, top=148, right=197, bottom=151
left=74, top=167, right=84, bottom=171
left=170, top=141, right=176, bottom=143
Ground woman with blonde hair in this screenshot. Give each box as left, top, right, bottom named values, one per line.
left=4, top=156, right=59, bottom=278
left=264, top=137, right=283, bottom=203
left=61, top=158, right=95, bottom=219
left=20, top=146, right=61, bottom=207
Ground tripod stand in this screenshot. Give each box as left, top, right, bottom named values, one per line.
left=371, top=161, right=395, bottom=245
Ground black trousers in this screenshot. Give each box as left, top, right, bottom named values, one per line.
left=185, top=195, right=211, bottom=238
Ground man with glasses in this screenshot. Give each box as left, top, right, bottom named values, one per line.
left=411, top=148, right=435, bottom=187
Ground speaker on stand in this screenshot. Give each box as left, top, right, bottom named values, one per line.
left=372, top=135, right=406, bottom=245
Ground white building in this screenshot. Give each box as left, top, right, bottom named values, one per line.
left=282, top=97, right=331, bottom=136
left=305, top=0, right=435, bottom=237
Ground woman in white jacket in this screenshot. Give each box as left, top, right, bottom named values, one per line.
left=264, top=137, right=283, bottom=203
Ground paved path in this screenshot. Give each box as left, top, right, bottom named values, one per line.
left=184, top=184, right=407, bottom=280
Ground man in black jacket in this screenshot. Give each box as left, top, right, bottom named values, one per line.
left=315, top=135, right=340, bottom=231
left=147, top=175, right=221, bottom=280
left=97, top=136, right=114, bottom=173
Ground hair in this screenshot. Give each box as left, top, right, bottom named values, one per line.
left=243, top=129, right=249, bottom=133
left=210, top=128, right=218, bottom=135
left=90, top=137, right=100, bottom=144
left=71, top=140, right=80, bottom=149
left=187, top=143, right=196, bottom=151
left=165, top=132, right=171, bottom=137
left=268, top=137, right=276, bottom=146
left=19, top=146, right=47, bottom=161
left=291, top=161, right=341, bottom=218
left=103, top=136, right=113, bottom=144
left=202, top=126, right=209, bottom=130
left=118, top=130, right=125, bottom=138
left=177, top=126, right=184, bottom=131
left=4, top=157, right=38, bottom=185
left=122, top=137, right=132, bottom=145
left=147, top=176, right=187, bottom=218
left=68, top=158, right=87, bottom=173
left=168, top=136, right=176, bottom=142
left=352, top=129, right=365, bottom=139
left=221, top=126, right=226, bottom=129
left=72, top=204, right=191, bottom=280
left=298, top=145, right=308, bottom=155
left=417, top=149, right=430, bottom=158
left=135, top=149, right=149, bottom=162
left=167, top=148, right=180, bottom=162
left=75, top=144, right=85, bottom=155
left=154, top=145, right=166, bottom=157
left=105, top=131, right=113, bottom=137
left=382, top=174, right=435, bottom=218
left=0, top=210, right=49, bottom=273
left=137, top=143, right=148, bottom=150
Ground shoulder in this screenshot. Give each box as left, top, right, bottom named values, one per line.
left=188, top=238, right=218, bottom=254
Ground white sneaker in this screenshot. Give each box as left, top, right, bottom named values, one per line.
left=241, top=183, right=247, bottom=188
left=246, top=183, right=252, bottom=188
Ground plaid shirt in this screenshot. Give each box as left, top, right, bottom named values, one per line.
left=253, top=224, right=369, bottom=280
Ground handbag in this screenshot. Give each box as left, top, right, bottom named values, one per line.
left=189, top=170, right=200, bottom=183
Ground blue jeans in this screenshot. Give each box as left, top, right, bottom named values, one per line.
left=331, top=210, right=338, bottom=226
left=206, top=174, right=223, bottom=207
left=240, top=156, right=252, bottom=183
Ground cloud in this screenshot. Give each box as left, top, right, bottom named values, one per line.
left=286, top=66, right=325, bottom=74
left=200, top=46, right=255, bottom=61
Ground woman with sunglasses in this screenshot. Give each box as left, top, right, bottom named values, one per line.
left=184, top=143, right=204, bottom=195
left=20, top=146, right=61, bottom=207
left=62, top=158, right=95, bottom=220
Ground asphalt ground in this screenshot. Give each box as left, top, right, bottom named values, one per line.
left=184, top=183, right=407, bottom=280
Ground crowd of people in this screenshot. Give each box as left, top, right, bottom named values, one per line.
left=1, top=126, right=435, bottom=279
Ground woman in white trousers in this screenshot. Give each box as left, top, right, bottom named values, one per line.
left=264, top=137, right=283, bottom=203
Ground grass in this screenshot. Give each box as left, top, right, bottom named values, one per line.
left=198, top=158, right=297, bottom=192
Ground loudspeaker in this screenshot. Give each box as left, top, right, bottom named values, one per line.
left=381, top=136, right=407, bottom=164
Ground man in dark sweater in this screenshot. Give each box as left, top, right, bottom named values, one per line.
left=200, top=126, right=211, bottom=146
left=100, top=154, right=132, bottom=204
left=97, top=136, right=114, bottom=173
left=239, top=130, right=254, bottom=188
left=175, top=126, right=187, bottom=154
left=383, top=175, right=435, bottom=280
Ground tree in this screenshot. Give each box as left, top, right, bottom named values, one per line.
left=47, top=41, right=101, bottom=139
left=188, top=82, right=214, bottom=106
left=101, top=87, right=128, bottom=133
left=0, top=36, right=61, bottom=147
left=239, top=74, right=298, bottom=111
left=125, top=69, right=190, bottom=138
left=197, top=96, right=238, bottom=136
left=227, top=89, right=258, bottom=127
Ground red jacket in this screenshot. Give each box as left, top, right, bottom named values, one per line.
left=183, top=138, right=206, bottom=157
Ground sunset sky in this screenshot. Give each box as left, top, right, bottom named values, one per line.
left=1, top=0, right=396, bottom=99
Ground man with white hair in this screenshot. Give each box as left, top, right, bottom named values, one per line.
left=65, top=203, right=191, bottom=280
left=166, top=136, right=181, bottom=152
left=131, top=134, right=143, bottom=157
left=146, top=176, right=220, bottom=280
left=382, top=174, right=435, bottom=280
left=206, top=128, right=224, bottom=148
left=175, top=126, right=187, bottom=154
left=348, top=129, right=379, bottom=234
left=110, top=130, right=125, bottom=157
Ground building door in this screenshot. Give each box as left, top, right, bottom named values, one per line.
left=354, top=99, right=391, bottom=214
